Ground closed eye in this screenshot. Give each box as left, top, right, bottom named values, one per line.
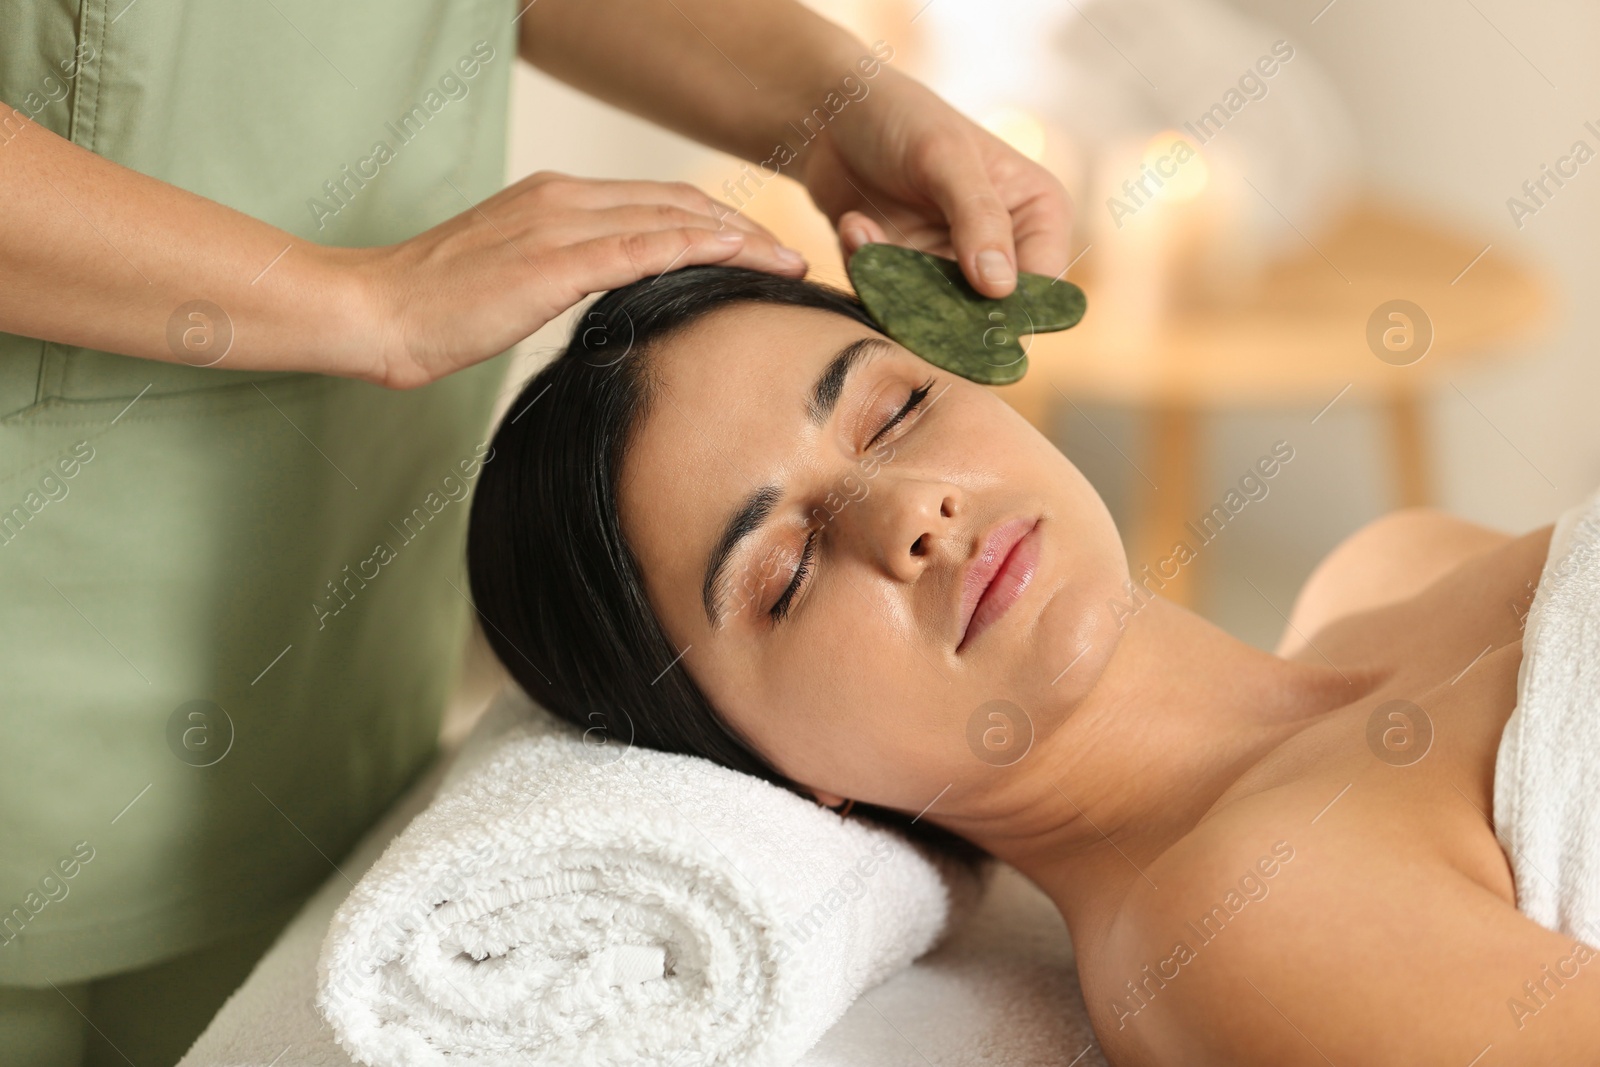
left=769, top=528, right=817, bottom=622
left=769, top=376, right=936, bottom=625
left=867, top=377, right=935, bottom=449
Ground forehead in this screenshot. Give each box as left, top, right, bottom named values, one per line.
left=617, top=303, right=881, bottom=610
left=639, top=301, right=874, bottom=437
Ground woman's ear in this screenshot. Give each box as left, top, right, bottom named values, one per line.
left=812, top=789, right=847, bottom=809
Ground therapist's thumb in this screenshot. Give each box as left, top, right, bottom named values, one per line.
left=921, top=136, right=1018, bottom=298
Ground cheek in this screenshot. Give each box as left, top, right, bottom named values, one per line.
left=714, top=625, right=957, bottom=805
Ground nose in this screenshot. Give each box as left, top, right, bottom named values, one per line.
left=842, top=473, right=962, bottom=583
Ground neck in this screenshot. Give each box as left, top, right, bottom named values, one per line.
left=930, top=596, right=1374, bottom=932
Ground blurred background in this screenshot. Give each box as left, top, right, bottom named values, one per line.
left=454, top=0, right=1600, bottom=730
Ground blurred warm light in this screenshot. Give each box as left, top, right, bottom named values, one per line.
left=1141, top=129, right=1209, bottom=202
left=981, top=106, right=1048, bottom=162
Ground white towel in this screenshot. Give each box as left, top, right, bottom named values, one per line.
left=1495, top=487, right=1600, bottom=947
left=316, top=688, right=986, bottom=1067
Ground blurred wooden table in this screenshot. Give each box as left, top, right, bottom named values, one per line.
left=992, top=198, right=1550, bottom=605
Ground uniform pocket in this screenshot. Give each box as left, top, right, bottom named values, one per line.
left=1, top=338, right=321, bottom=424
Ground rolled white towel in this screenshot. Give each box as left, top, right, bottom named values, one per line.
left=316, top=688, right=986, bottom=1067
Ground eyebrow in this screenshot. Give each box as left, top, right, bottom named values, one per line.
left=702, top=483, right=782, bottom=627
left=806, top=336, right=888, bottom=426
left=702, top=335, right=887, bottom=626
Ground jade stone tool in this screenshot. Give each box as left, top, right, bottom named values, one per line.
left=846, top=243, right=1087, bottom=386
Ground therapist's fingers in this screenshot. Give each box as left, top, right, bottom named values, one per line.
left=577, top=204, right=782, bottom=251
left=594, top=180, right=776, bottom=239
left=837, top=211, right=888, bottom=259
left=482, top=172, right=810, bottom=283
left=1007, top=178, right=1074, bottom=281
left=917, top=136, right=1019, bottom=298
left=501, top=172, right=806, bottom=269
left=547, top=227, right=801, bottom=300
left=585, top=205, right=808, bottom=276
left=526, top=174, right=781, bottom=242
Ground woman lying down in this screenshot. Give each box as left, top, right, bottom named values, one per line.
left=466, top=265, right=1599, bottom=1065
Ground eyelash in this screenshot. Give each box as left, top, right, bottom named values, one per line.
left=768, top=377, right=936, bottom=622
left=769, top=528, right=817, bottom=622
left=868, top=378, right=935, bottom=448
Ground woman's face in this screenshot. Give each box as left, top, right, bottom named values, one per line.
left=619, top=302, right=1129, bottom=815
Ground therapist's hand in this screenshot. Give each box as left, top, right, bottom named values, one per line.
left=0, top=114, right=809, bottom=390
left=797, top=69, right=1073, bottom=298
left=359, top=171, right=807, bottom=389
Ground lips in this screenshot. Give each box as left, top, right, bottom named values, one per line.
left=957, top=517, right=1041, bottom=652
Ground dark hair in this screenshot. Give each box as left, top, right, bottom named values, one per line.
left=467, top=266, right=984, bottom=862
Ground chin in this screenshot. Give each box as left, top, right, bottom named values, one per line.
left=1011, top=558, right=1125, bottom=725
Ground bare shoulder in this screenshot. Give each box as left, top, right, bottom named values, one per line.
left=1089, top=786, right=1600, bottom=1067
left=1279, top=508, right=1512, bottom=657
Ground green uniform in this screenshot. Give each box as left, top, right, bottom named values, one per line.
left=0, top=0, right=514, bottom=1004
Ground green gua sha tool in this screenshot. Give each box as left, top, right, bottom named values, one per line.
left=847, top=243, right=1087, bottom=386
